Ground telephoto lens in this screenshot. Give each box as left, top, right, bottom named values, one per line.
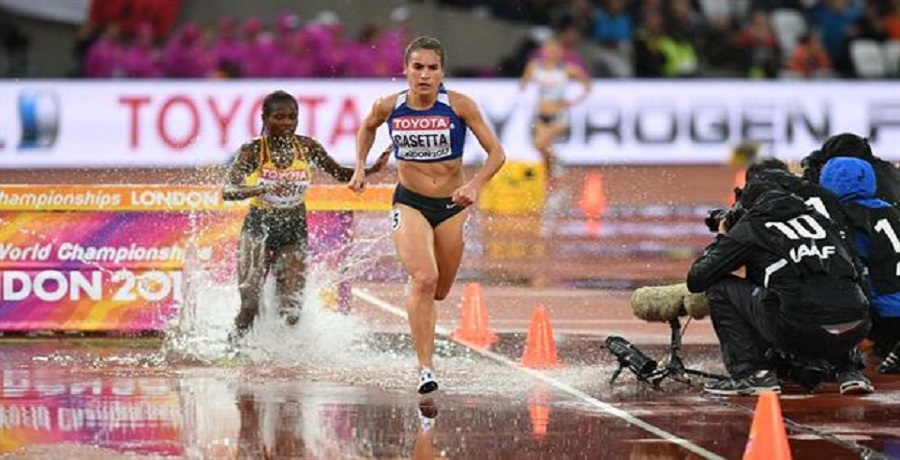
left=605, top=335, right=658, bottom=378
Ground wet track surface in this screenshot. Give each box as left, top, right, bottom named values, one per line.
left=1, top=166, right=899, bottom=458
left=1, top=330, right=898, bottom=459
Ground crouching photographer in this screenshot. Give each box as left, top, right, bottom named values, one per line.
left=687, top=180, right=873, bottom=396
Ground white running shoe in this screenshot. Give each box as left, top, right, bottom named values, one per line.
left=417, top=368, right=438, bottom=394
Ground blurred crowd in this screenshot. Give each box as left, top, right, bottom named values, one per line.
left=488, top=0, right=900, bottom=79
left=74, top=0, right=410, bottom=79
left=6, top=0, right=898, bottom=79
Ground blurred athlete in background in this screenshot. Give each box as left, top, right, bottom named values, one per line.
left=519, top=36, right=591, bottom=184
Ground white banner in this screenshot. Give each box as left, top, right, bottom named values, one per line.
left=0, top=80, right=898, bottom=167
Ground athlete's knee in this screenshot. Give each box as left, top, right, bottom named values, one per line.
left=409, top=269, right=439, bottom=294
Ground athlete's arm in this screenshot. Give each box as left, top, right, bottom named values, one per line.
left=222, top=140, right=271, bottom=201
left=304, top=137, right=391, bottom=182
left=519, top=61, right=535, bottom=91
left=566, top=63, right=591, bottom=106
left=449, top=91, right=506, bottom=206
left=350, top=95, right=395, bottom=192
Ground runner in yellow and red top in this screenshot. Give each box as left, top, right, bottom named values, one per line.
left=223, top=90, right=389, bottom=341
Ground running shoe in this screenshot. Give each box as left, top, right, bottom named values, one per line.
left=417, top=368, right=438, bottom=394
left=837, top=371, right=875, bottom=395
left=703, top=370, right=781, bottom=396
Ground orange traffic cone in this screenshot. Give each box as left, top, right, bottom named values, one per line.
left=579, top=172, right=607, bottom=237
left=743, top=391, right=792, bottom=460
left=579, top=172, right=607, bottom=219
left=451, top=283, right=498, bottom=349
left=529, top=390, right=550, bottom=438
left=520, top=306, right=562, bottom=368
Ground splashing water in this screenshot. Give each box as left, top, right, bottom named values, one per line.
left=162, top=232, right=390, bottom=367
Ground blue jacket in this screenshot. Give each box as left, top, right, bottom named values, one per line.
left=820, top=157, right=900, bottom=317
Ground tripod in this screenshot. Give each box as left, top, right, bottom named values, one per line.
left=608, top=318, right=725, bottom=387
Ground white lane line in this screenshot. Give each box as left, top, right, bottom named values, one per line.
left=352, top=288, right=724, bottom=460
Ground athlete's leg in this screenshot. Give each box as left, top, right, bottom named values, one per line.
left=433, top=209, right=470, bottom=301
left=533, top=120, right=567, bottom=177
left=273, top=244, right=307, bottom=325
left=393, top=204, right=439, bottom=370
left=235, top=232, right=269, bottom=331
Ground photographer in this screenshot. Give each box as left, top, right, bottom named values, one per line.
left=687, top=180, right=873, bottom=396
left=820, top=157, right=900, bottom=374
left=802, top=133, right=900, bottom=206
left=742, top=158, right=850, bottom=230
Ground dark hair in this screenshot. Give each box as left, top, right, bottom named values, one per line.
left=738, top=181, right=770, bottom=210
left=820, top=133, right=873, bottom=160
left=404, top=36, right=445, bottom=68
left=802, top=133, right=873, bottom=183
left=745, top=157, right=789, bottom=182
left=262, top=90, right=297, bottom=119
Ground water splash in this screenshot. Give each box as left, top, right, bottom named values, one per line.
left=162, top=232, right=391, bottom=367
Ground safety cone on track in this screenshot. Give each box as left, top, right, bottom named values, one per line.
left=520, top=306, right=562, bottom=368
left=743, top=391, right=792, bottom=460
left=451, top=283, right=498, bottom=349
left=529, top=390, right=550, bottom=438
left=579, top=172, right=607, bottom=237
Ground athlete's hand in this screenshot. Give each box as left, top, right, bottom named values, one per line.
left=348, top=168, right=367, bottom=194
left=451, top=182, right=478, bottom=207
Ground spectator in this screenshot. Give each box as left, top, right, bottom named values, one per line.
left=885, top=0, right=900, bottom=40
left=379, top=6, right=412, bottom=77
left=135, top=0, right=181, bottom=41
left=266, top=11, right=307, bottom=77
left=239, top=17, right=279, bottom=79
left=787, top=32, right=834, bottom=78
left=162, top=23, right=211, bottom=78
left=210, top=17, right=245, bottom=78
left=346, top=23, right=389, bottom=78
left=556, top=20, right=591, bottom=71
left=736, top=10, right=781, bottom=78
left=83, top=24, right=124, bottom=78
left=592, top=0, right=634, bottom=77
left=121, top=22, right=161, bottom=78
left=548, top=0, right=594, bottom=35
left=632, top=9, right=667, bottom=78
left=812, top=0, right=864, bottom=76
left=658, top=27, right=699, bottom=77
left=593, top=0, right=633, bottom=45
left=302, top=11, right=347, bottom=77
left=270, top=34, right=315, bottom=78
left=849, top=2, right=891, bottom=41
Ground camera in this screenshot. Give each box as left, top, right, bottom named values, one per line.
left=704, top=206, right=745, bottom=233
left=605, top=335, right=658, bottom=379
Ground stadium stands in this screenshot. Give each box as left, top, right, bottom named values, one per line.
left=1, top=0, right=898, bottom=79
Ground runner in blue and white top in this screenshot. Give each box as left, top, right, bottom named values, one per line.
left=350, top=36, right=506, bottom=395
left=388, top=84, right=467, bottom=162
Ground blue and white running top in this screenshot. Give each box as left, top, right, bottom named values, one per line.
left=387, top=86, right=467, bottom=162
